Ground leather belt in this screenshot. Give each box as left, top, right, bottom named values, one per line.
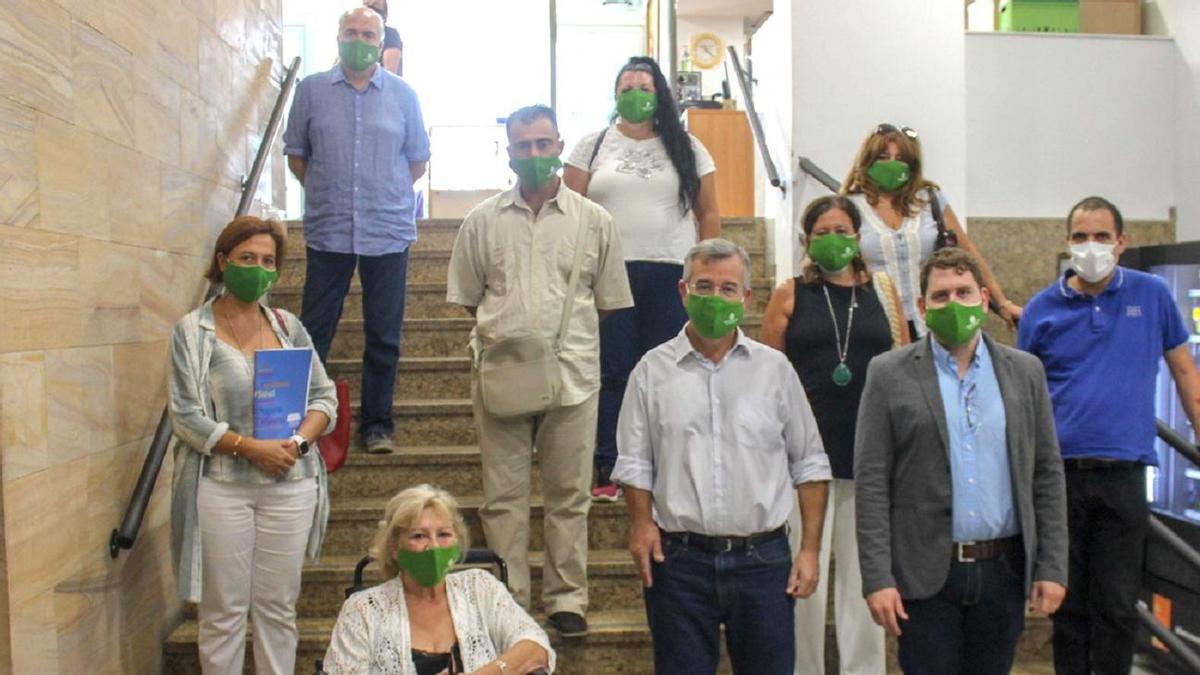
left=661, top=525, right=787, bottom=554
left=953, top=535, right=1021, bottom=563
left=1064, top=458, right=1141, bottom=471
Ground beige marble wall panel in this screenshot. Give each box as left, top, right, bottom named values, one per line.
left=70, top=19, right=135, bottom=147
left=0, top=0, right=282, bottom=671
left=0, top=0, right=73, bottom=122
left=35, top=114, right=109, bottom=240
left=0, top=225, right=83, bottom=352
left=0, top=98, right=39, bottom=228
left=0, top=352, right=49, bottom=481
left=79, top=239, right=147, bottom=345
left=105, top=142, right=163, bottom=249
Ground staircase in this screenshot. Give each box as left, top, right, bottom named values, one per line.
left=162, top=216, right=1054, bottom=674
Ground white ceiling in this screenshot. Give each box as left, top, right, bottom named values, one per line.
left=677, top=0, right=771, bottom=19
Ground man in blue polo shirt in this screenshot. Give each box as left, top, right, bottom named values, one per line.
left=283, top=7, right=430, bottom=454
left=1018, top=196, right=1200, bottom=675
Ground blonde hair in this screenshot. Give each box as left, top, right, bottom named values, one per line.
left=841, top=126, right=939, bottom=217
left=371, top=484, right=470, bottom=579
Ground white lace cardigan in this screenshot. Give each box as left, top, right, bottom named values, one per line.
left=322, top=569, right=557, bottom=674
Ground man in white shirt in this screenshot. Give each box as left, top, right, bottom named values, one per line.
left=612, top=239, right=831, bottom=675
left=447, top=105, right=633, bottom=638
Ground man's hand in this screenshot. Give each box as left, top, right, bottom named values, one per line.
left=786, top=549, right=820, bottom=598
left=866, top=587, right=908, bottom=636
left=1028, top=580, right=1066, bottom=615
left=628, top=521, right=664, bottom=588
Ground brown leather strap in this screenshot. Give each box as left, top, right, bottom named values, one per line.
left=954, top=536, right=1021, bottom=563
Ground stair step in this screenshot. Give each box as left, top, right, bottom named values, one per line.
left=326, top=356, right=472, bottom=400
left=163, top=610, right=674, bottom=675
left=327, top=316, right=763, bottom=360
left=322, top=496, right=630, bottom=557
left=285, top=218, right=463, bottom=254
left=279, top=249, right=452, bottom=287
left=283, top=217, right=770, bottom=259
left=348, top=398, right=475, bottom=446
left=326, top=445, right=506, bottom=499
left=273, top=283, right=467, bottom=320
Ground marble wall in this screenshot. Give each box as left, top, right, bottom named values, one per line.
left=0, top=0, right=283, bottom=671
left=969, top=217, right=1177, bottom=344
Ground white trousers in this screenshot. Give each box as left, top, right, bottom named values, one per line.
left=197, top=477, right=318, bottom=675
left=793, top=478, right=885, bottom=675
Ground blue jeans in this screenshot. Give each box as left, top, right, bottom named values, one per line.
left=300, top=247, right=409, bottom=438
left=644, top=531, right=795, bottom=675
left=595, top=261, right=688, bottom=481
left=897, top=553, right=1026, bottom=675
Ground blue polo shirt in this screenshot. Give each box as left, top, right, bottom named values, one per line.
left=1017, top=267, right=1188, bottom=465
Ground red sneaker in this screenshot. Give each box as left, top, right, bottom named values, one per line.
left=591, top=483, right=621, bottom=503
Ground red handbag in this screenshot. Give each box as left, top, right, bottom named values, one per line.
left=318, top=378, right=350, bottom=473
left=272, top=308, right=349, bottom=473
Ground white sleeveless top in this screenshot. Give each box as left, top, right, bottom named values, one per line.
left=850, top=190, right=948, bottom=336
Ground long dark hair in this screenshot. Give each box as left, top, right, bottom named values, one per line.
left=612, top=56, right=700, bottom=213
left=799, top=196, right=870, bottom=286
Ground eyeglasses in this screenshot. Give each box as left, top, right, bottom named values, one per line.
left=689, top=281, right=743, bottom=300
left=964, top=381, right=979, bottom=433
left=875, top=123, right=919, bottom=140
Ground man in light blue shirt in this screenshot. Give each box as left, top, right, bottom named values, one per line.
left=283, top=7, right=430, bottom=453
left=856, top=247, right=1068, bottom=675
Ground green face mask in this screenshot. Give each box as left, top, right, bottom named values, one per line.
left=807, top=233, right=859, bottom=273
left=396, top=543, right=460, bottom=588
left=509, top=155, right=562, bottom=189
left=616, top=89, right=658, bottom=124
left=339, top=39, right=380, bottom=71
left=686, top=294, right=745, bottom=340
left=223, top=263, right=278, bottom=303
left=867, top=159, right=911, bottom=193
left=924, top=301, right=985, bottom=347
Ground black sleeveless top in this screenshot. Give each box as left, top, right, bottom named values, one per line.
left=784, top=279, right=893, bottom=479
left=412, top=643, right=463, bottom=675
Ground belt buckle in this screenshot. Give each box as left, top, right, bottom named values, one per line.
left=720, top=537, right=734, bottom=553
left=957, top=541, right=976, bottom=563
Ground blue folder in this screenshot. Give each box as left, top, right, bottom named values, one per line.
left=253, top=348, right=313, bottom=439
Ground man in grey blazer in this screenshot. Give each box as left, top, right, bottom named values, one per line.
left=855, top=248, right=1069, bottom=674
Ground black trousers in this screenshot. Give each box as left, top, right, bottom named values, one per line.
left=1052, top=463, right=1149, bottom=675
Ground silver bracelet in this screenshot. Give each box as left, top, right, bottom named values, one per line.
left=494, top=659, right=508, bottom=674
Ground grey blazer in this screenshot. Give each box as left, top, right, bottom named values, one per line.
left=854, top=334, right=1068, bottom=600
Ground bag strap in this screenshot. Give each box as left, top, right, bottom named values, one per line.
left=587, top=128, right=608, bottom=172
left=554, top=218, right=590, bottom=352
left=270, top=307, right=290, bottom=337
left=929, top=187, right=956, bottom=249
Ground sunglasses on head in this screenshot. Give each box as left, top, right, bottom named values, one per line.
left=875, top=123, right=919, bottom=140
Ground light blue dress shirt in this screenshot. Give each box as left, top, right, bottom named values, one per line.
left=283, top=65, right=431, bottom=256
left=930, top=336, right=1018, bottom=542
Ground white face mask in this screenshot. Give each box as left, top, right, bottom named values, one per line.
left=1069, top=241, right=1117, bottom=283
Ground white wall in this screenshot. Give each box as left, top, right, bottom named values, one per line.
left=676, top=15, right=746, bottom=98
left=1167, top=1, right=1200, bottom=240
left=965, top=33, right=1175, bottom=221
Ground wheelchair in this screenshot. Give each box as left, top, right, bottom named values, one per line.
left=315, top=548, right=523, bottom=674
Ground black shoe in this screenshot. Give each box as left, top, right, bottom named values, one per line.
left=548, top=611, right=588, bottom=638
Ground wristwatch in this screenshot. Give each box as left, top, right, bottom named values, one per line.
left=289, top=434, right=310, bottom=455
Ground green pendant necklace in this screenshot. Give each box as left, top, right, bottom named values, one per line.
left=822, top=282, right=857, bottom=387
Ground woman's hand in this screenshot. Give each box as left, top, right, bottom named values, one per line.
left=998, top=300, right=1023, bottom=329
left=243, top=438, right=298, bottom=476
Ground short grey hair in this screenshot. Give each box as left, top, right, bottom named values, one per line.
left=338, top=7, right=384, bottom=38
left=681, top=238, right=752, bottom=290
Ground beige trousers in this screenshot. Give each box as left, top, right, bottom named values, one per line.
left=792, top=478, right=885, bottom=675
left=472, top=378, right=595, bottom=615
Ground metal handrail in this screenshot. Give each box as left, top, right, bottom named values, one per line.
left=109, top=55, right=303, bottom=559
left=798, top=156, right=841, bottom=193
left=726, top=46, right=784, bottom=197
left=1135, top=601, right=1200, bottom=673
left=1148, top=515, right=1200, bottom=577
left=1157, top=419, right=1200, bottom=468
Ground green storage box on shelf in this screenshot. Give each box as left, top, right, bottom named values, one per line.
left=999, top=0, right=1079, bottom=33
